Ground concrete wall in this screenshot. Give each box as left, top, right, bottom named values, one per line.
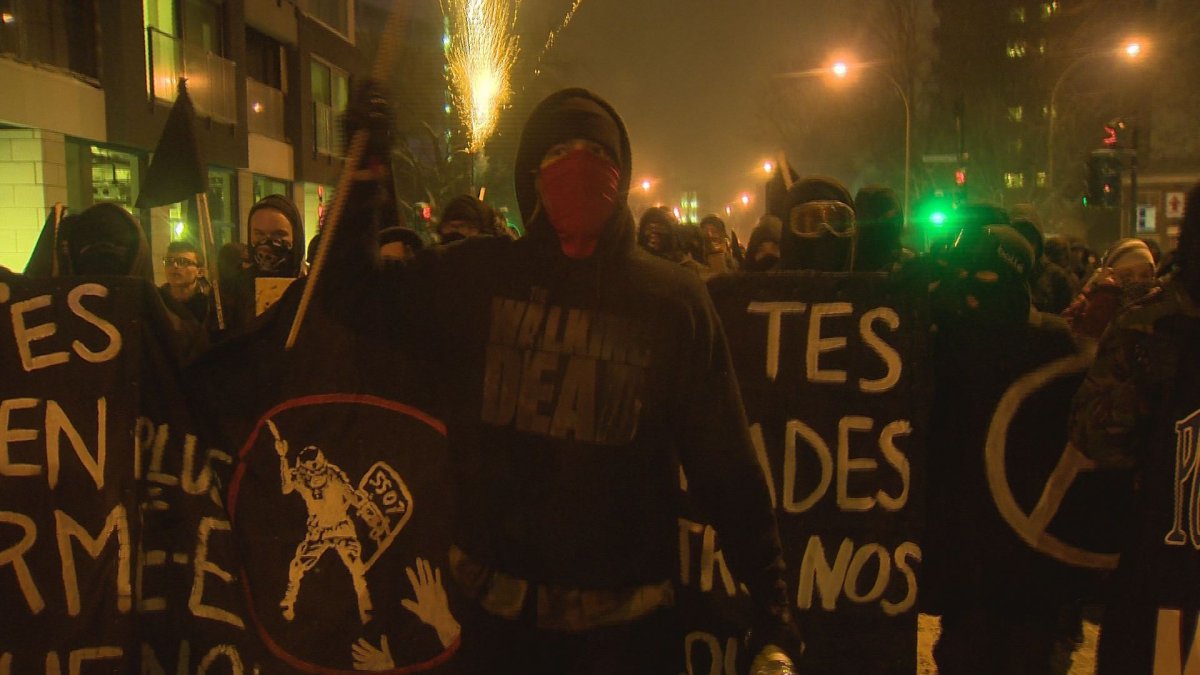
left=0, top=130, right=68, bottom=271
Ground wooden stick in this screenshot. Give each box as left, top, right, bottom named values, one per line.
left=196, top=192, right=226, bottom=330
left=51, top=202, right=65, bottom=277
left=286, top=1, right=409, bottom=350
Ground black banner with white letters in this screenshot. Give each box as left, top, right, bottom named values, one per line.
left=679, top=272, right=929, bottom=674
left=0, top=273, right=251, bottom=673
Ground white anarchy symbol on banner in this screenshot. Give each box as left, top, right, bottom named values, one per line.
left=985, top=351, right=1120, bottom=570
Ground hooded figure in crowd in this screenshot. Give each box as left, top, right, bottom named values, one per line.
left=437, top=194, right=499, bottom=244
left=248, top=194, right=306, bottom=279
left=853, top=185, right=908, bottom=272
left=743, top=215, right=782, bottom=272
left=926, top=224, right=1086, bottom=674
left=26, top=202, right=155, bottom=279
left=636, top=205, right=680, bottom=259
left=326, top=85, right=801, bottom=673
left=778, top=176, right=856, bottom=272
left=1037, top=235, right=1081, bottom=314
left=24, top=202, right=205, bottom=360
left=1070, top=183, right=1200, bottom=675
left=1063, top=238, right=1158, bottom=341
left=698, top=213, right=737, bottom=275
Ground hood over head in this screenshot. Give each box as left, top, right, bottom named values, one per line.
left=745, top=215, right=783, bottom=271
left=440, top=195, right=498, bottom=234
left=637, top=206, right=680, bottom=257
left=27, top=202, right=153, bottom=281
left=514, top=88, right=634, bottom=259
left=779, top=176, right=856, bottom=271
left=248, top=194, right=305, bottom=277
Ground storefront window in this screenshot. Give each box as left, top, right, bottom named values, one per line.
left=89, top=146, right=140, bottom=210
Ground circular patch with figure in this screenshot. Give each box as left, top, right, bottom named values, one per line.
left=227, top=394, right=460, bottom=673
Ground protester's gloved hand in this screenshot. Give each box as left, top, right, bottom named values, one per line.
left=745, top=618, right=803, bottom=674
left=341, top=79, right=393, bottom=169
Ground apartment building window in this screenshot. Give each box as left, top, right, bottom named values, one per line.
left=1040, top=1, right=1059, bottom=20
left=1035, top=171, right=1048, bottom=188
left=0, top=0, right=99, bottom=77
left=145, top=0, right=236, bottom=123
left=246, top=28, right=285, bottom=90
left=1004, top=172, right=1026, bottom=189
left=1037, top=38, right=1047, bottom=55
left=303, top=0, right=351, bottom=38
left=312, top=58, right=349, bottom=156
left=1006, top=40, right=1027, bottom=59
left=1009, top=6, right=1026, bottom=23
left=1008, top=106, right=1024, bottom=122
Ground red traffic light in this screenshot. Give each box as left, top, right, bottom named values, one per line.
left=954, top=169, right=967, bottom=186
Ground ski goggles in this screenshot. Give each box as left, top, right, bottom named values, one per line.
left=788, top=200, right=856, bottom=237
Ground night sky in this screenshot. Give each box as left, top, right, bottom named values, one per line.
left=516, top=0, right=886, bottom=235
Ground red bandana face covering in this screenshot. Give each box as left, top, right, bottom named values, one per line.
left=538, top=148, right=620, bottom=259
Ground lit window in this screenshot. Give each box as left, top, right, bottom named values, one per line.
left=1038, top=39, right=1047, bottom=55
left=1008, top=106, right=1024, bottom=122
left=1010, top=7, right=1026, bottom=23
left=1040, top=1, right=1058, bottom=20
left=1006, top=40, right=1027, bottom=58
left=1004, top=172, right=1026, bottom=189
left=1036, top=171, right=1048, bottom=187
left=1042, top=105, right=1052, bottom=118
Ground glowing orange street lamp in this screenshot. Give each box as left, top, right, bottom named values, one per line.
left=640, top=179, right=652, bottom=192
left=831, top=61, right=849, bottom=78
left=740, top=193, right=751, bottom=207
left=762, top=160, right=775, bottom=174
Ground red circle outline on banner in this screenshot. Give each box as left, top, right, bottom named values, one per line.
left=227, top=393, right=456, bottom=674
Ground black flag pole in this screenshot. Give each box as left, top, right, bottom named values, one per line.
left=285, top=1, right=407, bottom=350
left=137, top=79, right=225, bottom=328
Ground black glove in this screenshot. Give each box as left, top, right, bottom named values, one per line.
left=341, top=79, right=394, bottom=169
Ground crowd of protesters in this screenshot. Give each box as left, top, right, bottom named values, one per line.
left=4, top=82, right=1199, bottom=675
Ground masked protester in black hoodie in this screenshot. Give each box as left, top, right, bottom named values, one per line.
left=326, top=86, right=800, bottom=673
left=778, top=177, right=857, bottom=272
left=23, top=202, right=207, bottom=361
left=925, top=224, right=1086, bottom=675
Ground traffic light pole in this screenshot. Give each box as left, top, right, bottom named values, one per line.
left=1128, top=125, right=1139, bottom=238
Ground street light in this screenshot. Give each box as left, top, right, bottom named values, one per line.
left=762, top=160, right=775, bottom=175
left=640, top=179, right=652, bottom=192
left=1046, top=38, right=1147, bottom=196
left=827, top=58, right=911, bottom=230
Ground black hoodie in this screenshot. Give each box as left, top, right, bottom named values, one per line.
left=324, top=88, right=794, bottom=646
left=23, top=202, right=207, bottom=361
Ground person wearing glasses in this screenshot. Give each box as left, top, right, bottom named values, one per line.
left=160, top=240, right=213, bottom=327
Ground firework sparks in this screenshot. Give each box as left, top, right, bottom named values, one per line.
left=537, top=0, right=583, bottom=67
left=443, top=0, right=519, bottom=153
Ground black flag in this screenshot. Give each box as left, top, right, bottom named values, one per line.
left=136, top=79, right=207, bottom=208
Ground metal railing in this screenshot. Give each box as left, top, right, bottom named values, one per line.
left=314, top=100, right=337, bottom=156
left=247, top=77, right=286, bottom=140
left=147, top=26, right=237, bottom=124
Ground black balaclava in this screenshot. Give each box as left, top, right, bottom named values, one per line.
left=64, top=202, right=151, bottom=279
left=637, top=206, right=680, bottom=259
left=514, top=89, right=634, bottom=261
left=779, top=177, right=856, bottom=272
left=853, top=185, right=903, bottom=272
left=932, top=225, right=1034, bottom=329
left=247, top=194, right=305, bottom=277
left=744, top=216, right=783, bottom=272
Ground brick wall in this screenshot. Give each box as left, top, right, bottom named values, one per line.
left=0, top=129, right=68, bottom=271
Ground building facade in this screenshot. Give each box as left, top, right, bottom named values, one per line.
left=928, top=0, right=1196, bottom=250
left=0, top=0, right=366, bottom=280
